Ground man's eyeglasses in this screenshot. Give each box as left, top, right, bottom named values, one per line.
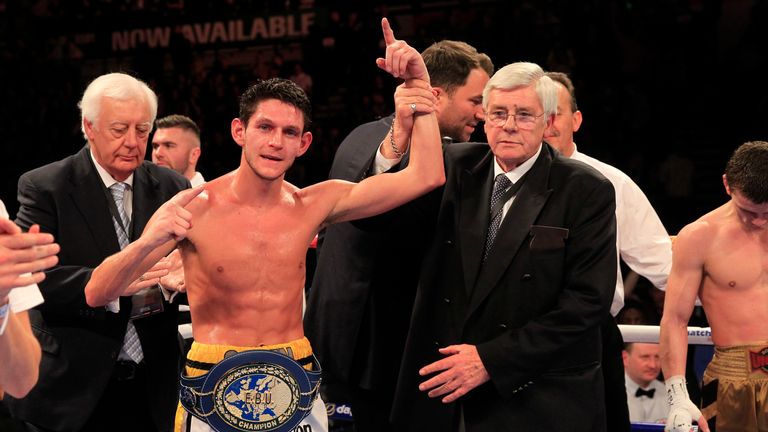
left=485, top=110, right=545, bottom=130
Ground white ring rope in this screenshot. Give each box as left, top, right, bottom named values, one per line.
left=179, top=324, right=714, bottom=345
left=619, top=325, right=713, bottom=345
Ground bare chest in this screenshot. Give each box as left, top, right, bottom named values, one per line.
left=186, top=205, right=318, bottom=287
left=704, top=234, right=768, bottom=292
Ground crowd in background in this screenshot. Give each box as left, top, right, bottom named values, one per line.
left=1, top=0, right=765, bottom=343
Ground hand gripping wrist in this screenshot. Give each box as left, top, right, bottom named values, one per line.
left=665, top=375, right=703, bottom=432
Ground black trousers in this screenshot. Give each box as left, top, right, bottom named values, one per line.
left=321, top=371, right=395, bottom=432
left=602, top=316, right=631, bottom=432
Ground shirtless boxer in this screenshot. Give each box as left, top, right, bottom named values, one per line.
left=660, top=141, right=768, bottom=432
left=84, top=18, right=443, bottom=432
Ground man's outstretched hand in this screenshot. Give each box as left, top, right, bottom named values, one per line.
left=375, top=17, right=430, bottom=83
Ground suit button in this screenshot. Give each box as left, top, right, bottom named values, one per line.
left=444, top=239, right=453, bottom=245
left=499, top=323, right=508, bottom=329
left=443, top=298, right=451, bottom=304
left=433, top=341, right=440, bottom=347
left=521, top=273, right=532, bottom=281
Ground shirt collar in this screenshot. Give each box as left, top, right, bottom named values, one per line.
left=624, top=373, right=654, bottom=393
left=89, top=148, right=134, bottom=189
left=571, top=142, right=580, bottom=157
left=493, top=143, right=542, bottom=183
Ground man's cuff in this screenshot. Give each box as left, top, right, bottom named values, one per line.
left=105, top=298, right=120, bottom=313
left=372, top=145, right=402, bottom=175
left=158, top=283, right=178, bottom=303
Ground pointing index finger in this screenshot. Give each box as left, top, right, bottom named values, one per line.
left=381, top=17, right=396, bottom=46
left=171, top=185, right=205, bottom=208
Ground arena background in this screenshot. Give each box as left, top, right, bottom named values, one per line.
left=3, top=0, right=768, bottom=236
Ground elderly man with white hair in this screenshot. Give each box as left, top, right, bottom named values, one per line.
left=6, top=72, right=189, bottom=432
left=376, top=61, right=617, bottom=432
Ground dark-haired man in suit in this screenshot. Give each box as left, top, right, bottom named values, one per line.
left=6, top=72, right=189, bottom=432
left=305, top=39, right=493, bottom=431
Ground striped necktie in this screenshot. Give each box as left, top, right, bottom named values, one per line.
left=482, top=172, right=530, bottom=261
left=483, top=174, right=512, bottom=261
left=109, top=182, right=144, bottom=363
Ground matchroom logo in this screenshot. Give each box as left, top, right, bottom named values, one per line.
left=749, top=346, right=768, bottom=374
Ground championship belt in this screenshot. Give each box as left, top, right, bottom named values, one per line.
left=180, top=350, right=322, bottom=432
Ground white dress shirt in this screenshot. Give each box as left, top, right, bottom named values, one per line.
left=624, top=374, right=668, bottom=423
left=571, top=146, right=672, bottom=315
left=492, top=145, right=541, bottom=222
left=190, top=171, right=205, bottom=187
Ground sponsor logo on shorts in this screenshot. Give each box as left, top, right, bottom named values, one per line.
left=324, top=402, right=353, bottom=421
left=749, top=346, right=768, bottom=374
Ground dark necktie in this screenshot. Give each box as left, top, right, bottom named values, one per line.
left=483, top=174, right=513, bottom=261
left=109, top=182, right=144, bottom=363
left=635, top=387, right=655, bottom=398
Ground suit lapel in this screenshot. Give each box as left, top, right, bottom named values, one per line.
left=68, top=146, right=121, bottom=257
left=458, top=152, right=495, bottom=296
left=467, top=145, right=554, bottom=317
left=131, top=163, right=162, bottom=241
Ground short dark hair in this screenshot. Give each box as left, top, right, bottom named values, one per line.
left=155, top=114, right=200, bottom=140
left=422, top=40, right=494, bottom=95
left=239, top=78, right=312, bottom=132
left=725, top=141, right=768, bottom=203
left=545, top=71, right=578, bottom=112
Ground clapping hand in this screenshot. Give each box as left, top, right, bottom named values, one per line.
left=0, top=219, right=59, bottom=293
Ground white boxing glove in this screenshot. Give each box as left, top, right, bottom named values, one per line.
left=664, top=375, right=703, bottom=432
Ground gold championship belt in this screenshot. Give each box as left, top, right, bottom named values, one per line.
left=180, top=350, right=321, bottom=432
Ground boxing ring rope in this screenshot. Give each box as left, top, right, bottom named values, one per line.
left=178, top=322, right=714, bottom=345
left=179, top=319, right=192, bottom=340
left=619, top=325, right=713, bottom=345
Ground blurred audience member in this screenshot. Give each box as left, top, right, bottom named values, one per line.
left=305, top=39, right=492, bottom=432
left=624, top=343, right=667, bottom=423
left=152, top=114, right=205, bottom=186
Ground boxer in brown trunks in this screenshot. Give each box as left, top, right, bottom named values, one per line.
left=661, top=141, right=768, bottom=432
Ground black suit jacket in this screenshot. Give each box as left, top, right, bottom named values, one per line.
left=6, top=146, right=189, bottom=432
left=391, top=143, right=617, bottom=432
left=305, top=115, right=435, bottom=394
